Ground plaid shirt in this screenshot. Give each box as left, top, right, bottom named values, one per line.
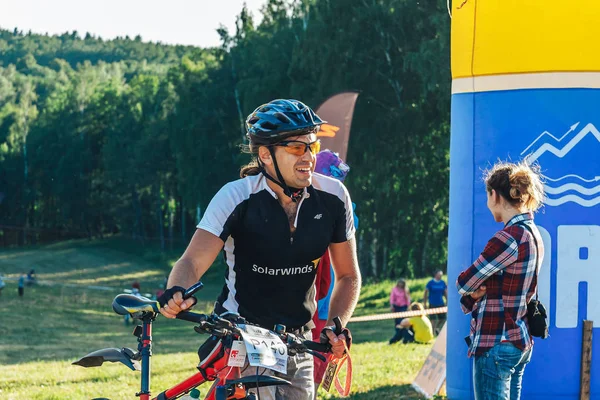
left=456, top=213, right=544, bottom=357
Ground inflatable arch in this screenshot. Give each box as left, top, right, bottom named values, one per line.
left=448, top=1, right=600, bottom=399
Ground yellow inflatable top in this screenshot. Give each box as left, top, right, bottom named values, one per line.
left=452, top=0, right=600, bottom=79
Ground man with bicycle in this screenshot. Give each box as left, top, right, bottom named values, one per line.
left=159, top=99, right=361, bottom=400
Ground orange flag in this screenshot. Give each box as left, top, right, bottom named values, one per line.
left=315, top=91, right=360, bottom=161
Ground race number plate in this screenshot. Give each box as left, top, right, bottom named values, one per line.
left=227, top=340, right=247, bottom=367
left=239, top=324, right=288, bottom=374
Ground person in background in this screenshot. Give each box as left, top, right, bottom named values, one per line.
left=154, top=275, right=169, bottom=300
left=0, top=273, right=5, bottom=296
left=18, top=273, right=25, bottom=297
left=396, top=302, right=434, bottom=344
left=388, top=279, right=411, bottom=344
left=131, top=281, right=141, bottom=295
left=26, top=268, right=36, bottom=286
left=456, top=161, right=545, bottom=400
left=424, top=270, right=448, bottom=334
left=311, top=149, right=356, bottom=396
left=124, top=281, right=143, bottom=325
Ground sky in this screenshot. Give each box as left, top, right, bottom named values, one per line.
left=0, top=0, right=267, bottom=48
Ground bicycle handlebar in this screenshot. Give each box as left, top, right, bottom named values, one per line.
left=164, top=282, right=334, bottom=358
left=175, top=310, right=208, bottom=324
left=302, top=340, right=331, bottom=354
left=183, top=281, right=204, bottom=300
left=174, top=309, right=332, bottom=359
left=333, top=316, right=343, bottom=335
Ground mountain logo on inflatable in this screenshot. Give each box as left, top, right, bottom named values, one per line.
left=522, top=122, right=600, bottom=207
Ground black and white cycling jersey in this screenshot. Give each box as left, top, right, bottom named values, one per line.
left=198, top=173, right=355, bottom=330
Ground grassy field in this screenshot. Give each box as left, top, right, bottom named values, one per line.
left=0, top=238, right=438, bottom=399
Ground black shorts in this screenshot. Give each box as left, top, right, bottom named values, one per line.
left=18, top=287, right=24, bottom=296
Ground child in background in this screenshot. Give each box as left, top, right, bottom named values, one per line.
left=18, top=273, right=25, bottom=297
left=396, top=302, right=434, bottom=344
left=124, top=281, right=142, bottom=325
left=26, top=269, right=36, bottom=286
left=388, top=279, right=411, bottom=344
left=131, top=281, right=141, bottom=296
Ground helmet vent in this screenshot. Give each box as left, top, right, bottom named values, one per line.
left=261, top=121, right=278, bottom=130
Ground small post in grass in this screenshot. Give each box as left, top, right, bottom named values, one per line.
left=580, top=320, right=593, bottom=400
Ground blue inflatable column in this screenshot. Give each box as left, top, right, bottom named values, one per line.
left=447, top=1, right=600, bottom=399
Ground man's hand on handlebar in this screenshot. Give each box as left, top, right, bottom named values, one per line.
left=323, top=330, right=350, bottom=358
left=158, top=285, right=197, bottom=319
left=320, top=317, right=352, bottom=358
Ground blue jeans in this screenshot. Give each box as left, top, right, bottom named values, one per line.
left=473, top=342, right=533, bottom=400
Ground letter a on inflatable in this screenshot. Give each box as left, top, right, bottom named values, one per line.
left=448, top=1, right=600, bottom=399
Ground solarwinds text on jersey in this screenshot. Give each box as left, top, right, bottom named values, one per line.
left=252, top=264, right=314, bottom=276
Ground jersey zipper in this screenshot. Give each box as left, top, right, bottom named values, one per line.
left=290, top=190, right=308, bottom=245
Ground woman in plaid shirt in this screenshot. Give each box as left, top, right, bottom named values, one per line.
left=456, top=161, right=545, bottom=400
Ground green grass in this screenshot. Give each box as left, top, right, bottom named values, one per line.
left=353, top=278, right=430, bottom=317
left=0, top=238, right=437, bottom=399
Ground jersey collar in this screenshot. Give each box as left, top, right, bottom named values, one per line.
left=261, top=175, right=309, bottom=200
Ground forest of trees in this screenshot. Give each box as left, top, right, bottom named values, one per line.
left=0, top=0, right=451, bottom=279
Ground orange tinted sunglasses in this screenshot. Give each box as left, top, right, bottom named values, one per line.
left=274, top=140, right=321, bottom=156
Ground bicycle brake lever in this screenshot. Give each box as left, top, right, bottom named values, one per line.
left=193, top=321, right=213, bottom=335
left=214, top=317, right=234, bottom=330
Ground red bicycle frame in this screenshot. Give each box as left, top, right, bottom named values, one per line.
left=74, top=290, right=308, bottom=400
left=154, top=343, right=239, bottom=400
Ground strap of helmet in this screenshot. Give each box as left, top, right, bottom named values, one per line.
left=260, top=148, right=304, bottom=203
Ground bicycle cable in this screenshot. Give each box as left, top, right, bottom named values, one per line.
left=256, top=366, right=261, bottom=400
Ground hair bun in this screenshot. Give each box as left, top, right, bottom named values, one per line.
left=509, top=169, right=532, bottom=202
left=484, top=160, right=545, bottom=211
left=509, top=187, right=521, bottom=199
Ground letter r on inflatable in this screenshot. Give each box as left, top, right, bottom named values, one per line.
left=448, top=1, right=600, bottom=399
left=556, top=226, right=600, bottom=329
